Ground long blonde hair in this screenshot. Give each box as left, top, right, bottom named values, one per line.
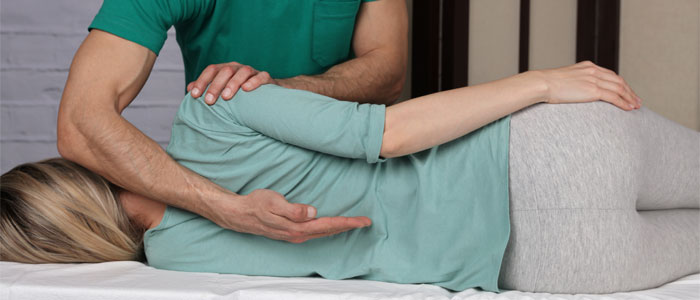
left=0, top=158, right=145, bottom=263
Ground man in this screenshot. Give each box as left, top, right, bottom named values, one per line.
left=57, top=0, right=408, bottom=243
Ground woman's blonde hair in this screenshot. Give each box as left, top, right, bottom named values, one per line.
left=0, top=158, right=145, bottom=263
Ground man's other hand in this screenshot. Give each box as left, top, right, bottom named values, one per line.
left=187, top=62, right=277, bottom=105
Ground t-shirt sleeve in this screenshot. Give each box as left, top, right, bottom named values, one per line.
left=88, top=0, right=210, bottom=55
left=224, top=85, right=386, bottom=163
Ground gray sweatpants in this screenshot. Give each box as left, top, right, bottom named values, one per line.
left=500, top=102, right=700, bottom=294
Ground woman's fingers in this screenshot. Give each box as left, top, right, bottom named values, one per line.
left=595, top=79, right=638, bottom=109
left=589, top=66, right=641, bottom=108
left=597, top=85, right=634, bottom=111
left=564, top=62, right=639, bottom=110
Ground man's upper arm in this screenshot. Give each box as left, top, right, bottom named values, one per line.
left=352, top=0, right=408, bottom=63
left=62, top=29, right=156, bottom=114
left=349, top=0, right=408, bottom=102
left=57, top=29, right=156, bottom=162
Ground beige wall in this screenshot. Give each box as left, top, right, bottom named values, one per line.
left=468, top=0, right=521, bottom=85
left=402, top=0, right=700, bottom=131
left=529, top=0, right=577, bottom=70
left=619, top=0, right=700, bottom=131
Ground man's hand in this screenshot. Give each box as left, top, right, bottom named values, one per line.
left=187, top=62, right=277, bottom=105
left=212, top=189, right=372, bottom=243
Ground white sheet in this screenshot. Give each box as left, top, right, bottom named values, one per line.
left=1, top=261, right=698, bottom=300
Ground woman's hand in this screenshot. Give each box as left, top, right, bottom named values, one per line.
left=535, top=61, right=642, bottom=110
left=187, top=62, right=278, bottom=105
left=211, top=189, right=372, bottom=243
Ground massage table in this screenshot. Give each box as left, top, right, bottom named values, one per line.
left=1, top=261, right=697, bottom=299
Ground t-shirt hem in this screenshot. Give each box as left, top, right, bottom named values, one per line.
left=365, top=104, right=386, bottom=163
left=89, top=14, right=166, bottom=55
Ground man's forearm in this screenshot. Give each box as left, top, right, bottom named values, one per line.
left=277, top=48, right=405, bottom=105
left=56, top=30, right=236, bottom=223
left=58, top=103, right=233, bottom=220
left=276, top=0, right=408, bottom=106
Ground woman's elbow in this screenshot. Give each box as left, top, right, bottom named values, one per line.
left=379, top=128, right=405, bottom=159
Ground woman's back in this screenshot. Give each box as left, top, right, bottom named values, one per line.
left=145, top=85, right=511, bottom=291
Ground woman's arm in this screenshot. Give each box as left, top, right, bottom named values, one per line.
left=380, top=61, right=642, bottom=158
left=223, top=61, right=639, bottom=162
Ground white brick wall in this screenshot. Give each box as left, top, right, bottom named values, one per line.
left=0, top=0, right=186, bottom=172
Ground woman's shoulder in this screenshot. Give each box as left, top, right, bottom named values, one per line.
left=173, top=89, right=254, bottom=134
left=145, top=206, right=203, bottom=234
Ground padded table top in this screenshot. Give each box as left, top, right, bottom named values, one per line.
left=1, top=261, right=698, bottom=300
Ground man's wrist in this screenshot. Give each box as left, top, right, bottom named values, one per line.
left=185, top=180, right=242, bottom=222
left=276, top=76, right=312, bottom=91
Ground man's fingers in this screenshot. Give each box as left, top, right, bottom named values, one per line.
left=298, top=216, right=372, bottom=234
left=286, top=216, right=372, bottom=243
left=204, top=66, right=236, bottom=104
left=263, top=214, right=372, bottom=243
left=272, top=202, right=315, bottom=222
left=242, top=71, right=271, bottom=91
left=191, top=64, right=221, bottom=98
left=224, top=66, right=255, bottom=98
left=189, top=62, right=272, bottom=101
left=241, top=189, right=371, bottom=243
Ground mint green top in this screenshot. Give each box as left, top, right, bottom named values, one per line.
left=89, top=0, right=373, bottom=83
left=144, top=85, right=511, bottom=292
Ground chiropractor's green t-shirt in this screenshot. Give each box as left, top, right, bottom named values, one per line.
left=89, top=0, right=375, bottom=83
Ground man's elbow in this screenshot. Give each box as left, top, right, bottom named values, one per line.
left=56, top=117, right=78, bottom=161
left=388, top=73, right=406, bottom=103
left=378, top=70, right=406, bottom=105
left=56, top=102, right=86, bottom=162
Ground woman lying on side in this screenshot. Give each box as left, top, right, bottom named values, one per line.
left=1, top=61, right=698, bottom=294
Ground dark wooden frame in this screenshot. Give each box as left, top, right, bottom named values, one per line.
left=576, top=0, right=621, bottom=72
left=441, top=0, right=470, bottom=91
left=519, top=0, right=530, bottom=73
left=411, top=0, right=470, bottom=97
left=411, top=1, right=442, bottom=97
